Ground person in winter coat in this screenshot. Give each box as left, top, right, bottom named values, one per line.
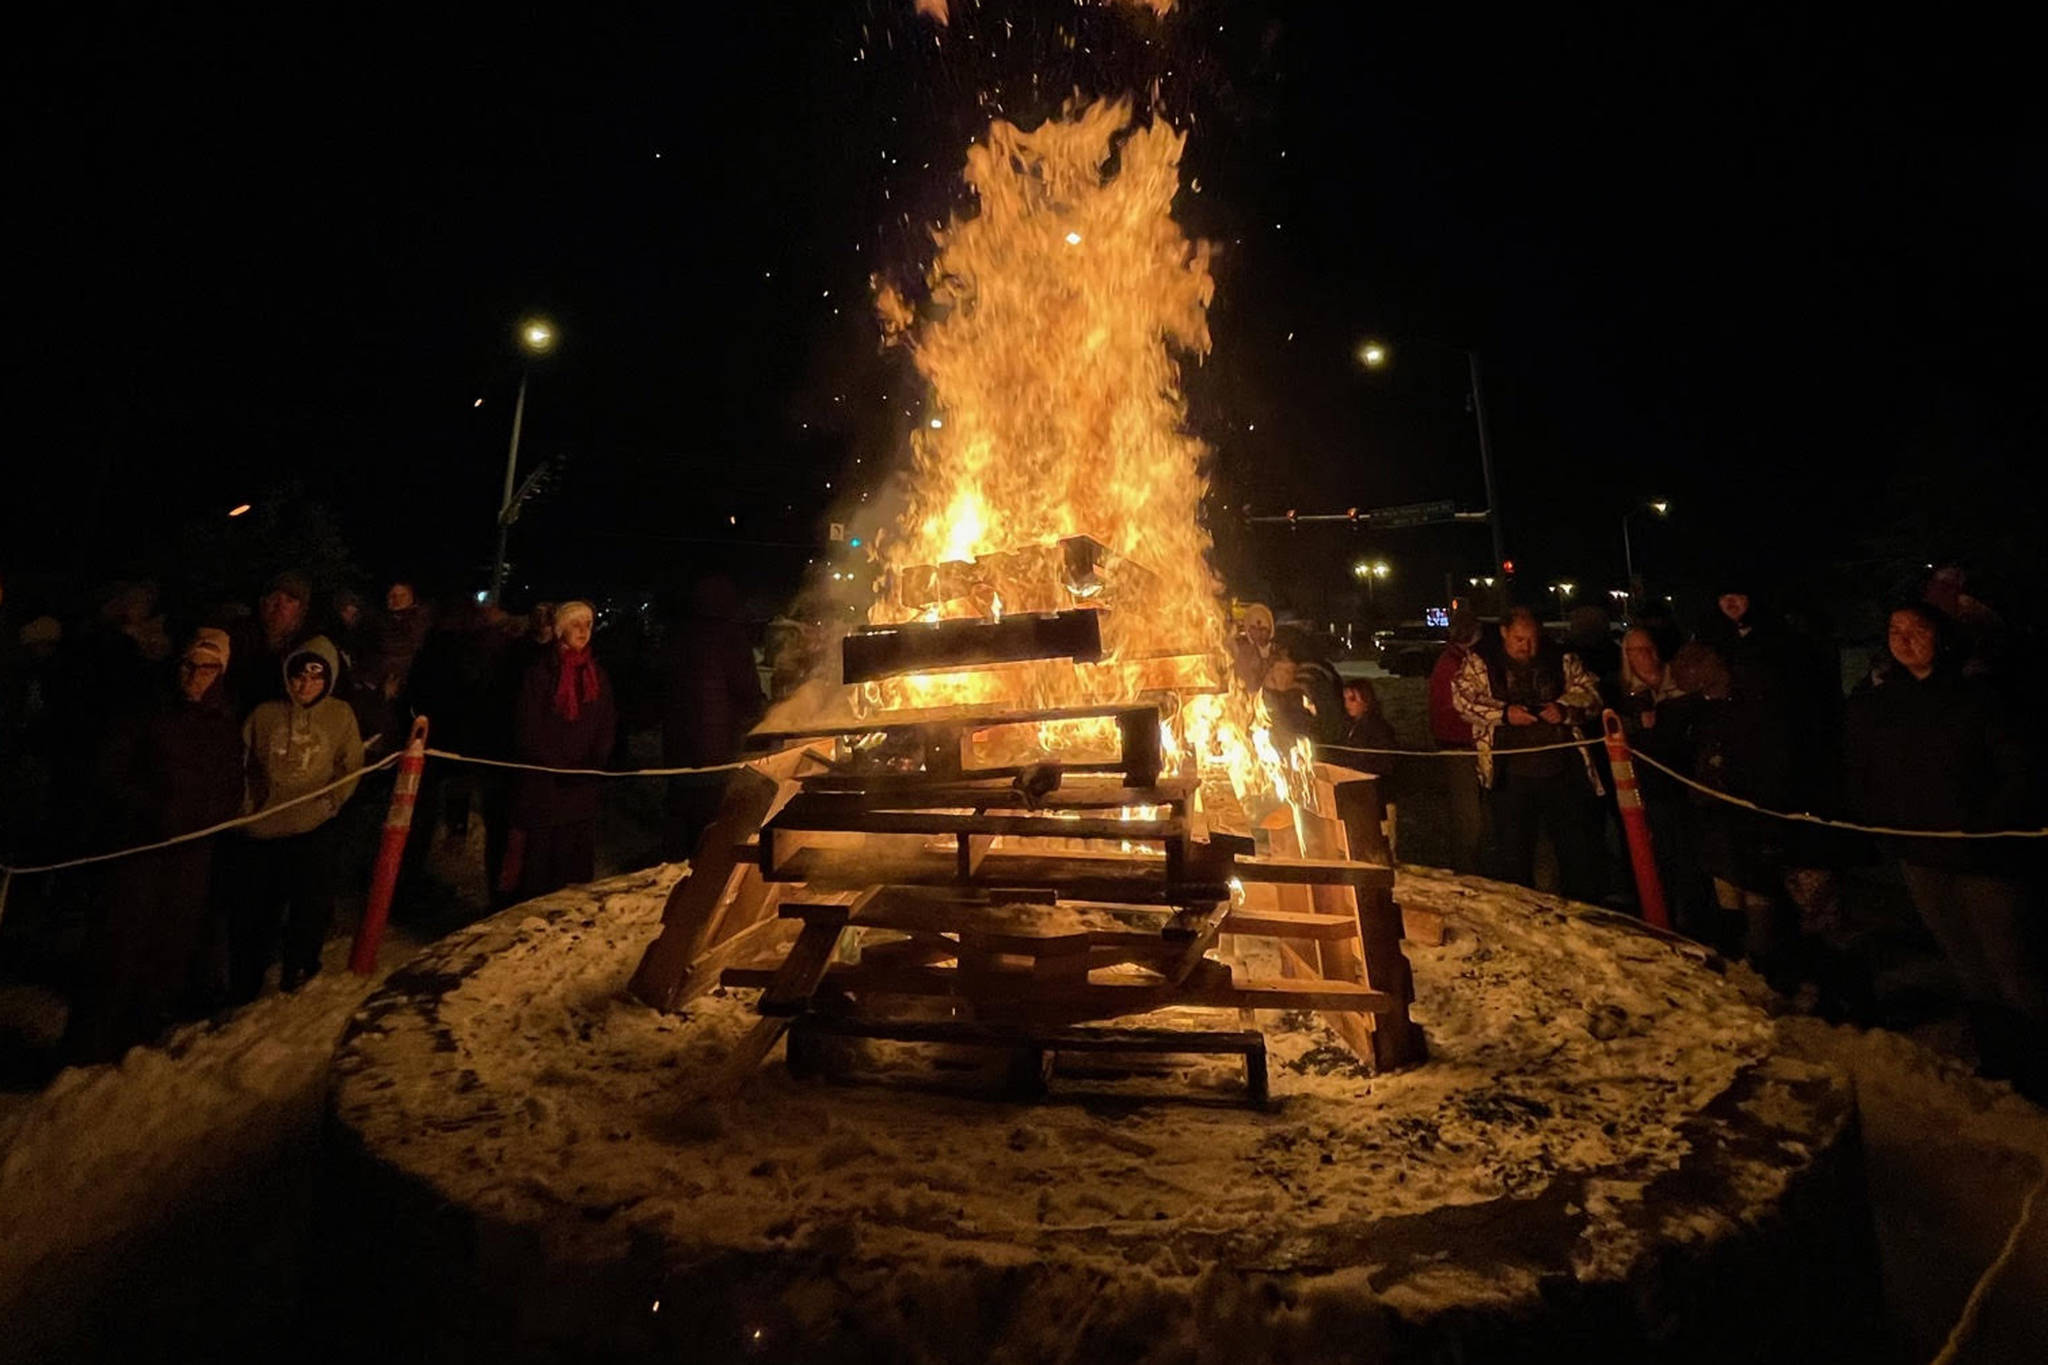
left=224, top=635, right=363, bottom=999
left=1687, top=586, right=1806, bottom=970
left=1427, top=610, right=1487, bottom=873
left=1452, top=607, right=1605, bottom=900
left=1262, top=627, right=1345, bottom=752
left=1230, top=602, right=1276, bottom=693
left=658, top=576, right=762, bottom=860
left=1327, top=676, right=1399, bottom=855
left=1612, top=626, right=1712, bottom=936
left=502, top=600, right=617, bottom=900
left=1335, top=677, right=1398, bottom=772
left=63, top=629, right=246, bottom=1061
left=1846, top=603, right=2046, bottom=1091
left=227, top=570, right=314, bottom=716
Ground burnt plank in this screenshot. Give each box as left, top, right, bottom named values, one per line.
left=840, top=609, right=1104, bottom=683
left=793, top=779, right=1194, bottom=810
left=748, top=699, right=1162, bottom=748
left=767, top=801, right=1185, bottom=843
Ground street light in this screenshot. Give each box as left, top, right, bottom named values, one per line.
left=1621, top=497, right=1671, bottom=598
left=489, top=316, right=560, bottom=605
left=1356, top=336, right=1507, bottom=573
left=1548, top=581, right=1576, bottom=605
left=1353, top=559, right=1391, bottom=615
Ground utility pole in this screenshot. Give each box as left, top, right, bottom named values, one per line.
left=1466, top=349, right=1506, bottom=574
left=488, top=370, right=529, bottom=606
left=488, top=317, right=557, bottom=605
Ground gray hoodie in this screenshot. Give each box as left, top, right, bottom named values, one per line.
left=241, top=635, right=364, bottom=838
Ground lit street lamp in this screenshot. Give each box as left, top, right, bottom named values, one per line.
left=1548, top=580, right=1576, bottom=607
left=1353, top=559, right=1391, bottom=616
left=1357, top=337, right=1507, bottom=573
left=1622, top=498, right=1671, bottom=599
left=489, top=316, right=559, bottom=605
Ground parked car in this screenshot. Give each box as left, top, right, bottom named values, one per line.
left=1373, top=623, right=1448, bottom=676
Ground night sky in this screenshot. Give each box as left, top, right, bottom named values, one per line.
left=11, top=2, right=2040, bottom=631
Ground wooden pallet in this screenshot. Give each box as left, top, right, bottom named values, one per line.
left=785, top=1015, right=1271, bottom=1106
left=629, top=700, right=1429, bottom=1101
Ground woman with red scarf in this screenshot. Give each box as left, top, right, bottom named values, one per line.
left=501, top=600, right=617, bottom=901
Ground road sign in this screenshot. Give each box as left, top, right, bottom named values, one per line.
left=1368, top=499, right=1457, bottom=530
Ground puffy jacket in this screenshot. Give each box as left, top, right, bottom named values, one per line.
left=1846, top=665, right=2035, bottom=871
left=241, top=636, right=364, bottom=838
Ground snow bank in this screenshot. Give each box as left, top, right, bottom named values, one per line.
left=331, top=865, right=1869, bottom=1361
left=0, top=942, right=398, bottom=1362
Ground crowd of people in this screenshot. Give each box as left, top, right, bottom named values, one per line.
left=0, top=569, right=763, bottom=1065
left=6, top=559, right=2042, bottom=1096
left=1238, top=570, right=2047, bottom=1097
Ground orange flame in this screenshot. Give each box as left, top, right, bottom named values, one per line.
left=862, top=98, right=1313, bottom=816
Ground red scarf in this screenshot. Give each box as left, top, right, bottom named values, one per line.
left=553, top=647, right=599, bottom=721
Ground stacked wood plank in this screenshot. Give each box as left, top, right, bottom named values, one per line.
left=629, top=694, right=1427, bottom=1105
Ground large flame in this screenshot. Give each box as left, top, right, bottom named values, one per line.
left=873, top=99, right=1220, bottom=659
left=862, top=98, right=1313, bottom=821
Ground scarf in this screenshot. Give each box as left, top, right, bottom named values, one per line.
left=553, top=647, right=600, bottom=722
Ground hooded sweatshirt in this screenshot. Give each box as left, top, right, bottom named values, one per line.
left=241, top=635, right=364, bottom=839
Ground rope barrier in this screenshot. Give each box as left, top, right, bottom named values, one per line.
left=0, top=752, right=404, bottom=878
left=5, top=727, right=2040, bottom=889
left=0, top=747, right=750, bottom=892
left=1319, top=736, right=2048, bottom=840
left=1626, top=749, right=2048, bottom=840
left=1930, top=1160, right=2048, bottom=1365
left=1320, top=737, right=1601, bottom=759
left=422, top=748, right=751, bottom=779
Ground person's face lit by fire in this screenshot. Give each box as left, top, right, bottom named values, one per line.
left=1623, top=629, right=1664, bottom=689
left=558, top=616, right=592, bottom=652
left=1247, top=617, right=1272, bottom=650
left=1502, top=618, right=1541, bottom=663
left=386, top=582, right=415, bottom=613
left=178, top=659, right=221, bottom=703
left=1717, top=593, right=1750, bottom=625
left=1343, top=685, right=1370, bottom=720
left=287, top=657, right=328, bottom=707
left=1887, top=609, right=1938, bottom=679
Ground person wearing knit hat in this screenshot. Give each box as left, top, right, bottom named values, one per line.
left=226, top=569, right=316, bottom=716
left=553, top=599, right=595, bottom=634
left=501, top=596, right=616, bottom=902
left=183, top=626, right=230, bottom=671
left=1231, top=602, right=1276, bottom=692
left=63, top=626, right=247, bottom=1062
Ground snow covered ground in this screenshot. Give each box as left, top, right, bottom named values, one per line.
left=0, top=930, right=422, bottom=1364
left=2, top=862, right=2044, bottom=1363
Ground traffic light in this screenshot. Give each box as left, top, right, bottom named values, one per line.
left=1501, top=559, right=1516, bottom=577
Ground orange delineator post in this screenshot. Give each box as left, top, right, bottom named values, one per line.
left=1600, top=708, right=1669, bottom=930
left=351, top=715, right=430, bottom=975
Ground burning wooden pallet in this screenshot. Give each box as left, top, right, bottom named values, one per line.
left=629, top=681, right=1428, bottom=1104
left=629, top=597, right=1428, bottom=1101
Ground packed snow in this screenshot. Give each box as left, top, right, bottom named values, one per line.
left=330, top=864, right=1850, bottom=1355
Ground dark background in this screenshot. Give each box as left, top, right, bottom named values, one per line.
left=8, top=2, right=2041, bottom=636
